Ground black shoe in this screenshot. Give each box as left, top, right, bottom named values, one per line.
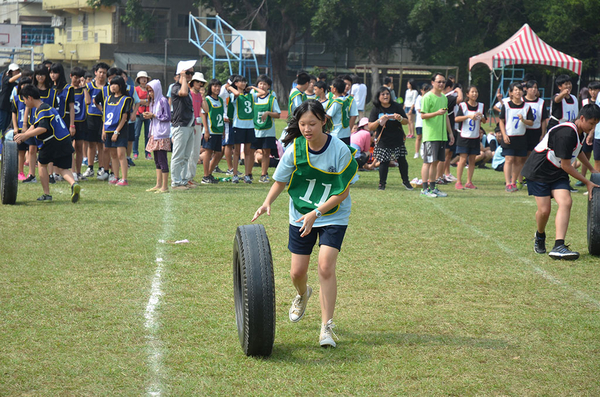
left=534, top=234, right=546, bottom=254
left=569, top=185, right=578, bottom=193
left=378, top=183, right=385, bottom=190
left=71, top=183, right=81, bottom=203
left=37, top=194, right=52, bottom=201
left=48, top=175, right=55, bottom=184
left=127, top=157, right=136, bottom=167
left=548, top=244, right=579, bottom=260
left=402, top=180, right=414, bottom=191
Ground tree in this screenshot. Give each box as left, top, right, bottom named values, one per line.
left=88, top=0, right=156, bottom=42
left=312, top=0, right=416, bottom=94
left=196, top=0, right=316, bottom=108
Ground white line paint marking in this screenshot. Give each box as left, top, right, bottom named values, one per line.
left=431, top=200, right=600, bottom=310
left=145, top=194, right=174, bottom=396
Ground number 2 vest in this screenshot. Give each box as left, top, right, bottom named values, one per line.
left=533, top=122, right=582, bottom=167
left=287, top=136, right=358, bottom=215
left=458, top=102, right=484, bottom=139
left=206, top=95, right=224, bottom=134
left=103, top=95, right=130, bottom=133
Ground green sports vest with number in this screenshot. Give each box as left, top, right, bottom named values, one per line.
left=236, top=93, right=254, bottom=120
left=288, top=88, right=306, bottom=115
left=226, top=97, right=234, bottom=121
left=288, top=136, right=358, bottom=216
left=342, top=96, right=353, bottom=128
left=206, top=96, right=224, bottom=134
left=253, top=93, right=275, bottom=130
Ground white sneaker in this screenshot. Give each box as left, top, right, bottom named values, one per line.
left=320, top=319, right=338, bottom=347
left=97, top=169, right=109, bottom=181
left=72, top=172, right=78, bottom=182
left=83, top=168, right=94, bottom=178
left=444, top=173, right=457, bottom=182
left=108, top=174, right=118, bottom=184
left=289, top=285, right=312, bottom=322
left=54, top=173, right=64, bottom=182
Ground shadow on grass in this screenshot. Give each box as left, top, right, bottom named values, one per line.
left=267, top=331, right=511, bottom=363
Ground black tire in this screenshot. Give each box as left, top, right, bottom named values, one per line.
left=588, top=173, right=600, bottom=255
left=233, top=224, right=276, bottom=357
left=1, top=140, right=18, bottom=205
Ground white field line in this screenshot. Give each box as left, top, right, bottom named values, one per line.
left=145, top=193, right=174, bottom=396
left=431, top=200, right=600, bottom=310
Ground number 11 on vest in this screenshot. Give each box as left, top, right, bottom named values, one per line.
left=299, top=179, right=332, bottom=207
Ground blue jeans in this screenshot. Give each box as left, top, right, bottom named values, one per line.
left=133, top=115, right=150, bottom=156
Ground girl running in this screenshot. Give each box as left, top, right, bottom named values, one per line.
left=251, top=99, right=358, bottom=348
left=144, top=79, right=171, bottom=193
left=454, top=86, right=487, bottom=189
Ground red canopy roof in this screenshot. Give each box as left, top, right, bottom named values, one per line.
left=469, top=24, right=582, bottom=75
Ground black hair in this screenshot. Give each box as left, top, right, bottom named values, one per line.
left=42, top=60, right=52, bottom=67
left=50, top=63, right=68, bottom=90
left=70, top=66, right=85, bottom=78
left=466, top=85, right=479, bottom=94
left=525, top=80, right=538, bottom=89
left=589, top=82, right=600, bottom=90
left=318, top=72, right=328, bottom=81
left=107, top=67, right=122, bottom=79
left=206, top=78, right=222, bottom=97
left=421, top=83, right=432, bottom=92
left=579, top=104, right=600, bottom=120
left=331, top=78, right=345, bottom=95
left=297, top=69, right=308, bottom=76
left=84, top=71, right=94, bottom=79
left=297, top=72, right=310, bottom=86
left=17, top=77, right=32, bottom=96
left=232, top=75, right=248, bottom=92
left=256, top=74, right=272, bottom=87
left=21, top=69, right=33, bottom=78
left=523, top=73, right=536, bottom=83
left=407, top=79, right=416, bottom=90
left=556, top=74, right=572, bottom=87
left=351, top=74, right=361, bottom=85
left=340, top=74, right=352, bottom=83
left=431, top=72, right=445, bottom=82
left=372, top=86, right=391, bottom=108
left=109, top=75, right=127, bottom=97
left=121, top=69, right=128, bottom=77
left=20, top=84, right=41, bottom=100
left=445, top=79, right=454, bottom=89
left=315, top=81, right=328, bottom=92
left=509, top=82, right=523, bottom=92
left=383, top=76, right=393, bottom=85
left=94, top=62, right=109, bottom=72
left=448, top=75, right=455, bottom=80
left=282, top=99, right=327, bottom=146
left=33, top=64, right=52, bottom=89
left=308, top=74, right=316, bottom=82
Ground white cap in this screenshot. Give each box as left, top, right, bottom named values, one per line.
left=176, top=60, right=196, bottom=75
left=8, top=63, right=19, bottom=72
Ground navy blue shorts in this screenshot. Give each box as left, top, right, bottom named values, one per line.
left=251, top=136, right=277, bottom=150
left=502, top=147, right=528, bottom=157
left=85, top=116, right=103, bottom=142
left=73, top=122, right=86, bottom=141
left=288, top=224, right=347, bottom=255
left=526, top=128, right=542, bottom=152
left=593, top=139, right=600, bottom=161
left=127, top=122, right=135, bottom=142
left=455, top=145, right=479, bottom=155
left=233, top=127, right=255, bottom=144
left=527, top=179, right=571, bottom=197
left=202, top=134, right=222, bottom=152
left=416, top=126, right=422, bottom=136
left=104, top=132, right=128, bottom=148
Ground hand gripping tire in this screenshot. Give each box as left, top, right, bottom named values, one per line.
left=233, top=224, right=276, bottom=356
left=587, top=173, right=600, bottom=255
left=1, top=139, right=18, bottom=205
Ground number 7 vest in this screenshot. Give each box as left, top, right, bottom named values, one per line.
left=288, top=136, right=358, bottom=215
left=505, top=102, right=530, bottom=136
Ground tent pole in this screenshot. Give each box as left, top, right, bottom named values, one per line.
left=576, top=75, right=582, bottom=101
left=468, top=70, right=471, bottom=87
left=489, top=71, right=493, bottom=125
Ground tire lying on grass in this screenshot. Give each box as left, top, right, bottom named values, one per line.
left=233, top=224, right=276, bottom=357
left=587, top=173, right=600, bottom=255
left=1, top=139, right=18, bottom=205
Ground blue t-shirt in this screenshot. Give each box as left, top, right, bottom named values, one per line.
left=273, top=135, right=358, bottom=227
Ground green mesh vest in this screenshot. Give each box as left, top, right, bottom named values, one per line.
left=288, top=136, right=358, bottom=215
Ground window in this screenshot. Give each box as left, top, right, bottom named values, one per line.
left=178, top=14, right=189, bottom=27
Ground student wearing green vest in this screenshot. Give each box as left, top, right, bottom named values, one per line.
left=252, top=75, right=281, bottom=183
left=200, top=79, right=225, bottom=184
left=252, top=99, right=358, bottom=348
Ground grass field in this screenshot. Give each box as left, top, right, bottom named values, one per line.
left=1, top=122, right=600, bottom=395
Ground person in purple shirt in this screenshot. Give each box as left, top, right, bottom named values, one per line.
left=144, top=79, right=172, bottom=193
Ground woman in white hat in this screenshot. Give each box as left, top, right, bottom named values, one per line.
left=134, top=71, right=151, bottom=160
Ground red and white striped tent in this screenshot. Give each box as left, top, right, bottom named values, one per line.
left=469, top=23, right=582, bottom=75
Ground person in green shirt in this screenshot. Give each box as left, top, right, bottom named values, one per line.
left=420, top=73, right=454, bottom=198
